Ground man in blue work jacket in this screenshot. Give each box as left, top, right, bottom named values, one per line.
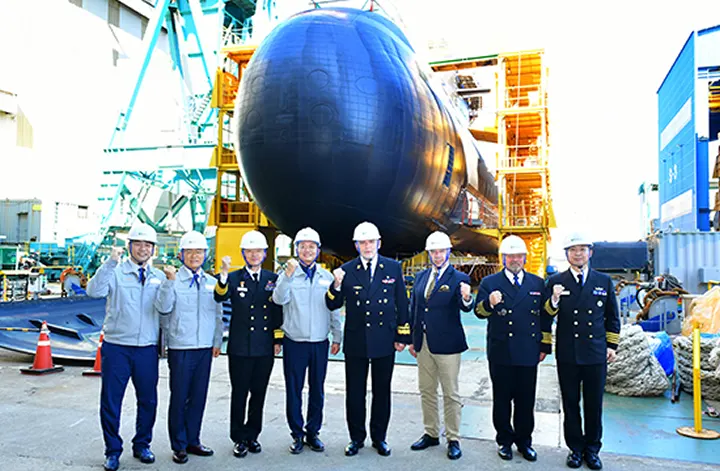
left=214, top=230, right=283, bottom=459
left=475, top=235, right=553, bottom=463
left=325, top=221, right=411, bottom=457
left=545, top=232, right=620, bottom=470
left=408, top=231, right=474, bottom=460
left=272, top=227, right=342, bottom=455
left=86, top=223, right=165, bottom=471
left=155, top=230, right=224, bottom=464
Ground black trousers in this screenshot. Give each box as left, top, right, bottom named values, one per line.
left=557, top=362, right=607, bottom=454
left=488, top=362, right=538, bottom=448
left=345, top=353, right=395, bottom=443
left=228, top=355, right=274, bottom=443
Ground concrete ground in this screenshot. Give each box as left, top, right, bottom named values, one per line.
left=0, top=349, right=718, bottom=471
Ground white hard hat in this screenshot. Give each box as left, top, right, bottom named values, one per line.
left=353, top=222, right=381, bottom=241
left=240, top=230, right=268, bottom=249
left=499, top=235, right=527, bottom=255
left=425, top=231, right=452, bottom=251
left=179, top=231, right=208, bottom=250
left=128, top=223, right=157, bottom=244
left=294, top=227, right=321, bottom=247
left=563, top=231, right=593, bottom=249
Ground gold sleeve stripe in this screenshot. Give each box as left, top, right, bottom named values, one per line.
left=215, top=283, right=228, bottom=296
left=326, top=289, right=336, bottom=301
left=542, top=332, right=552, bottom=344
left=274, top=329, right=284, bottom=339
left=544, top=299, right=558, bottom=316
left=476, top=302, right=492, bottom=317
left=606, top=332, right=620, bottom=344
left=397, top=323, right=411, bottom=335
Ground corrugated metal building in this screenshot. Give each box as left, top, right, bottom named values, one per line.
left=0, top=199, right=96, bottom=245
left=653, top=231, right=720, bottom=294
left=657, top=25, right=720, bottom=232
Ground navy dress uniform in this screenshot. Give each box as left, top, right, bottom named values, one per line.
left=155, top=231, right=223, bottom=463
left=86, top=223, right=165, bottom=471
left=545, top=233, right=620, bottom=470
left=214, top=231, right=283, bottom=458
left=408, top=231, right=474, bottom=460
left=325, top=222, right=411, bottom=457
left=475, top=235, right=553, bottom=462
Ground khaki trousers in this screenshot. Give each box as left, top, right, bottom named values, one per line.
left=416, top=333, right=462, bottom=441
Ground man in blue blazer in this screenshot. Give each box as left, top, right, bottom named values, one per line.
left=325, top=222, right=411, bottom=457
left=407, top=231, right=474, bottom=460
left=476, top=235, right=553, bottom=463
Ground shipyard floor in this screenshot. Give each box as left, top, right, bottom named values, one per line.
left=1, top=320, right=719, bottom=471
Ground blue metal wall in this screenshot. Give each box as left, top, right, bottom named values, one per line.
left=657, top=33, right=697, bottom=231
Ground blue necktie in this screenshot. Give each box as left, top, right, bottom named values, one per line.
left=190, top=273, right=200, bottom=289
left=513, top=273, right=521, bottom=287
left=577, top=273, right=584, bottom=287
left=138, top=267, right=145, bottom=285
left=300, top=264, right=316, bottom=280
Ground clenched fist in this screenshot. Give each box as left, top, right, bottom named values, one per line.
left=333, top=267, right=346, bottom=289
left=460, top=282, right=472, bottom=301
left=489, top=290, right=503, bottom=307
left=552, top=284, right=564, bottom=304
left=221, top=255, right=232, bottom=276
left=110, top=246, right=125, bottom=262
left=285, top=258, right=299, bottom=277
left=163, top=265, right=177, bottom=281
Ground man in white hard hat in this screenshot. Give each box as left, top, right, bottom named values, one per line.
left=407, top=231, right=474, bottom=460
left=325, top=221, right=411, bottom=457
left=86, top=223, right=165, bottom=471
left=214, top=230, right=283, bottom=459
left=155, top=231, right=223, bottom=464
left=272, top=227, right=342, bottom=455
left=545, top=232, right=619, bottom=470
left=475, top=235, right=553, bottom=463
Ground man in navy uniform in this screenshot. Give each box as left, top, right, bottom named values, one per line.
left=475, top=235, right=553, bottom=462
left=408, top=231, right=474, bottom=460
left=325, top=221, right=411, bottom=457
left=214, top=230, right=284, bottom=459
left=86, top=223, right=165, bottom=471
left=545, top=232, right=619, bottom=470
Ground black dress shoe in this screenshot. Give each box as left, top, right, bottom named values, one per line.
left=305, top=435, right=325, bottom=452
left=566, top=451, right=583, bottom=468
left=498, top=444, right=513, bottom=461
left=411, top=434, right=440, bottom=450
left=585, top=451, right=603, bottom=470
left=233, top=442, right=248, bottom=458
left=247, top=440, right=262, bottom=454
left=447, top=440, right=462, bottom=460
left=518, top=445, right=537, bottom=462
left=103, top=455, right=119, bottom=471
left=172, top=450, right=188, bottom=464
left=132, top=448, right=155, bottom=464
left=187, top=444, right=213, bottom=456
left=345, top=440, right=364, bottom=456
left=372, top=441, right=392, bottom=456
left=289, top=437, right=304, bottom=454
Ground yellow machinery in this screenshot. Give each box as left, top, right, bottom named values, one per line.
left=208, top=44, right=278, bottom=272
left=496, top=50, right=556, bottom=276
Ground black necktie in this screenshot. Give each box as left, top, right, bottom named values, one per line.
left=365, top=261, right=372, bottom=284
left=138, top=267, right=145, bottom=285
left=252, top=273, right=259, bottom=284
left=577, top=273, right=584, bottom=287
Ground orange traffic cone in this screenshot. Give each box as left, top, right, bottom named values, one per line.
left=83, top=332, right=104, bottom=376
left=20, top=321, right=64, bottom=375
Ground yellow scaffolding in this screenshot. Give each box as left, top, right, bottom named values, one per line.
left=208, top=44, right=278, bottom=272
left=496, top=50, right=556, bottom=276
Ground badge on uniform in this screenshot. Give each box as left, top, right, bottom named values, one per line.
left=381, top=278, right=395, bottom=284
left=530, top=291, right=541, bottom=296
left=592, top=287, right=607, bottom=296
left=265, top=281, right=276, bottom=291
left=439, top=285, right=450, bottom=292
left=597, top=300, right=603, bottom=307
left=498, top=308, right=508, bottom=316
left=353, top=286, right=364, bottom=290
